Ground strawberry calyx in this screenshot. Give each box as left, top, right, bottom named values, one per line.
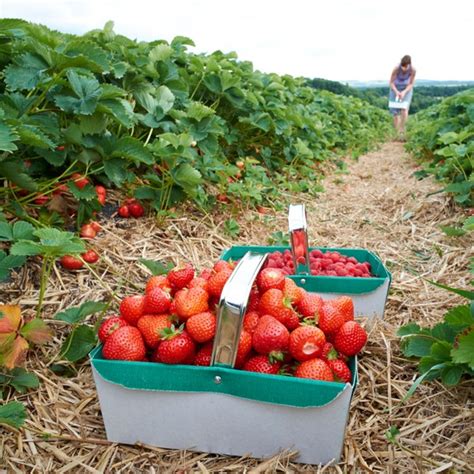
left=268, top=350, right=285, bottom=364
left=160, top=323, right=184, bottom=340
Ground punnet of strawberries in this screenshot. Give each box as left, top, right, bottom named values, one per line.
left=99, top=263, right=368, bottom=383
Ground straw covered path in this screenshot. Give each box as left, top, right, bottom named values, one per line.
left=1, top=142, right=473, bottom=473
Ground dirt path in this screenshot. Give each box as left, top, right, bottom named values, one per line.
left=2, top=142, right=472, bottom=473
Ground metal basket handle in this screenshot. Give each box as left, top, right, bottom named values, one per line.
left=288, top=203, right=310, bottom=275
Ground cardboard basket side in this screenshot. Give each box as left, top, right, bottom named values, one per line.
left=90, top=347, right=358, bottom=465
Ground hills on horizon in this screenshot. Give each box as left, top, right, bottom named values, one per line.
left=345, top=79, right=474, bottom=88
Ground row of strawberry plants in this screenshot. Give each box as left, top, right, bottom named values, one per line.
left=0, top=19, right=391, bottom=226
left=406, top=89, right=474, bottom=208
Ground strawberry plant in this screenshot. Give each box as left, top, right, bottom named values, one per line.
left=398, top=284, right=474, bottom=398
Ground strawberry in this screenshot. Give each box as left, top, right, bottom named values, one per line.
left=207, top=268, right=233, bottom=298
left=247, top=286, right=260, bottom=311
left=98, top=316, right=128, bottom=343
left=119, top=295, right=145, bottom=326
left=102, top=326, right=146, bottom=361
left=295, top=358, right=334, bottom=381
left=318, top=303, right=345, bottom=335
left=243, top=311, right=260, bottom=334
left=321, top=341, right=338, bottom=360
left=89, top=221, right=102, bottom=233
left=213, top=260, right=235, bottom=272
left=34, top=195, right=49, bottom=206
left=137, top=314, right=173, bottom=349
left=199, top=268, right=213, bottom=280
left=189, top=276, right=209, bottom=292
left=97, top=193, right=106, bottom=206
left=174, top=287, right=209, bottom=319
left=327, top=359, right=352, bottom=383
left=235, top=329, right=252, bottom=368
left=81, top=249, right=99, bottom=264
left=186, top=311, right=216, bottom=343
left=289, top=326, right=326, bottom=362
left=168, top=262, right=195, bottom=290
left=80, top=224, right=97, bottom=240
left=194, top=342, right=213, bottom=366
left=143, top=287, right=172, bottom=314
left=118, top=205, right=130, bottom=218
left=95, top=185, right=106, bottom=196
left=258, top=288, right=297, bottom=329
left=243, top=354, right=281, bottom=374
left=157, top=327, right=196, bottom=364
left=327, top=296, right=354, bottom=322
left=333, top=321, right=367, bottom=356
left=59, top=255, right=83, bottom=270
left=145, top=275, right=172, bottom=295
left=296, top=291, right=323, bottom=319
left=252, top=315, right=289, bottom=357
left=256, top=268, right=285, bottom=293
left=128, top=202, right=144, bottom=218
left=283, top=278, right=303, bottom=305
left=53, top=183, right=69, bottom=196
left=71, top=173, right=89, bottom=190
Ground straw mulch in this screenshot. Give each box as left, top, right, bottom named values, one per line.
left=1, top=142, right=473, bottom=473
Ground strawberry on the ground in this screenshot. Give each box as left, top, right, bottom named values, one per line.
left=174, top=287, right=209, bottom=319
left=143, top=287, right=172, bottom=314
left=252, top=315, right=289, bottom=358
left=256, top=268, right=285, bottom=293
left=243, top=354, right=281, bottom=374
left=118, top=205, right=130, bottom=218
left=128, top=202, right=144, bottom=218
left=243, top=311, right=260, bottom=334
left=186, top=311, right=216, bottom=343
left=327, top=359, right=352, bottom=383
left=102, top=326, right=146, bottom=361
left=89, top=221, right=102, bottom=233
left=157, top=327, right=196, bottom=364
left=194, top=342, right=213, bottom=366
left=289, top=325, right=326, bottom=362
left=327, top=296, right=354, bottom=322
left=295, top=358, right=334, bottom=381
left=145, top=275, right=172, bottom=295
left=137, top=314, right=173, bottom=349
left=80, top=224, right=97, bottom=240
left=81, top=249, right=99, bottom=264
left=207, top=268, right=233, bottom=298
left=318, top=303, right=345, bottom=335
left=168, top=262, right=195, bottom=290
left=98, top=316, right=128, bottom=343
left=119, top=295, right=145, bottom=326
left=296, top=291, right=323, bottom=319
left=333, top=321, right=368, bottom=356
left=59, top=255, right=84, bottom=270
left=235, top=329, right=252, bottom=368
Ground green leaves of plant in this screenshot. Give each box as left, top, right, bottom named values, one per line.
left=0, top=122, right=19, bottom=152
left=0, top=220, right=35, bottom=241
left=451, top=330, right=474, bottom=369
left=55, top=301, right=107, bottom=324
left=139, top=258, right=173, bottom=276
left=0, top=401, right=26, bottom=428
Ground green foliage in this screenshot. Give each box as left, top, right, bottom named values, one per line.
left=398, top=283, right=474, bottom=399
left=406, top=90, right=474, bottom=207
left=223, top=218, right=240, bottom=238
left=0, top=19, right=390, bottom=221
left=0, top=400, right=26, bottom=428
left=0, top=367, right=39, bottom=397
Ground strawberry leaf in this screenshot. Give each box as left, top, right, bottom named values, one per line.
left=440, top=364, right=465, bottom=386
left=402, top=335, right=435, bottom=358
left=8, top=367, right=40, bottom=393
left=0, top=305, right=22, bottom=333
left=140, top=258, right=173, bottom=276
left=60, top=325, right=97, bottom=362
left=0, top=401, right=26, bottom=428
left=54, top=301, right=107, bottom=324
left=444, top=304, right=473, bottom=329
left=19, top=318, right=53, bottom=344
left=451, top=329, right=474, bottom=369
left=0, top=336, right=29, bottom=369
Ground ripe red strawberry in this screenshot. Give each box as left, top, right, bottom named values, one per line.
left=256, top=268, right=285, bottom=293
left=235, top=329, right=252, bottom=368
left=174, top=287, right=209, bottom=319
left=118, top=205, right=130, bottom=218
left=102, top=326, right=146, bottom=361
left=81, top=249, right=99, bottom=264
left=89, top=221, right=102, bottom=233
left=207, top=268, right=233, bottom=298
left=289, top=326, right=326, bottom=362
left=80, top=224, right=97, bottom=240
left=189, top=276, right=209, bottom=292
left=258, top=288, right=297, bottom=329
left=333, top=321, right=367, bottom=356
left=157, top=328, right=196, bottom=364
left=243, top=311, right=260, bottom=334
left=213, top=259, right=235, bottom=272
left=119, top=295, right=145, bottom=326
left=247, top=286, right=260, bottom=311
left=95, top=185, right=106, bottom=196
left=186, top=311, right=216, bottom=343
left=283, top=278, right=303, bottom=305
left=295, top=358, right=334, bottom=381
left=168, top=262, right=195, bottom=290
left=321, top=341, right=338, bottom=360
left=243, top=354, right=281, bottom=374
left=71, top=173, right=89, bottom=190
left=318, top=303, right=345, bottom=335
left=137, top=314, right=173, bottom=349
left=327, top=359, right=352, bottom=383
left=98, top=316, right=128, bottom=343
left=144, top=287, right=172, bottom=314
left=199, top=268, right=213, bottom=280
left=129, top=202, right=144, bottom=218
left=194, top=342, right=213, bottom=366
left=145, top=275, right=172, bottom=294
left=60, top=255, right=84, bottom=270
left=252, top=315, right=289, bottom=356
left=328, top=296, right=354, bottom=322
left=296, top=291, right=323, bottom=319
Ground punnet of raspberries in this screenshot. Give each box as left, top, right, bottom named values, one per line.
left=264, top=249, right=373, bottom=278
left=99, top=263, right=368, bottom=383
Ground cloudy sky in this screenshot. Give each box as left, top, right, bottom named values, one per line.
left=1, top=0, right=473, bottom=82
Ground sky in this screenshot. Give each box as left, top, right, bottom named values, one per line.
left=1, top=0, right=473, bottom=82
